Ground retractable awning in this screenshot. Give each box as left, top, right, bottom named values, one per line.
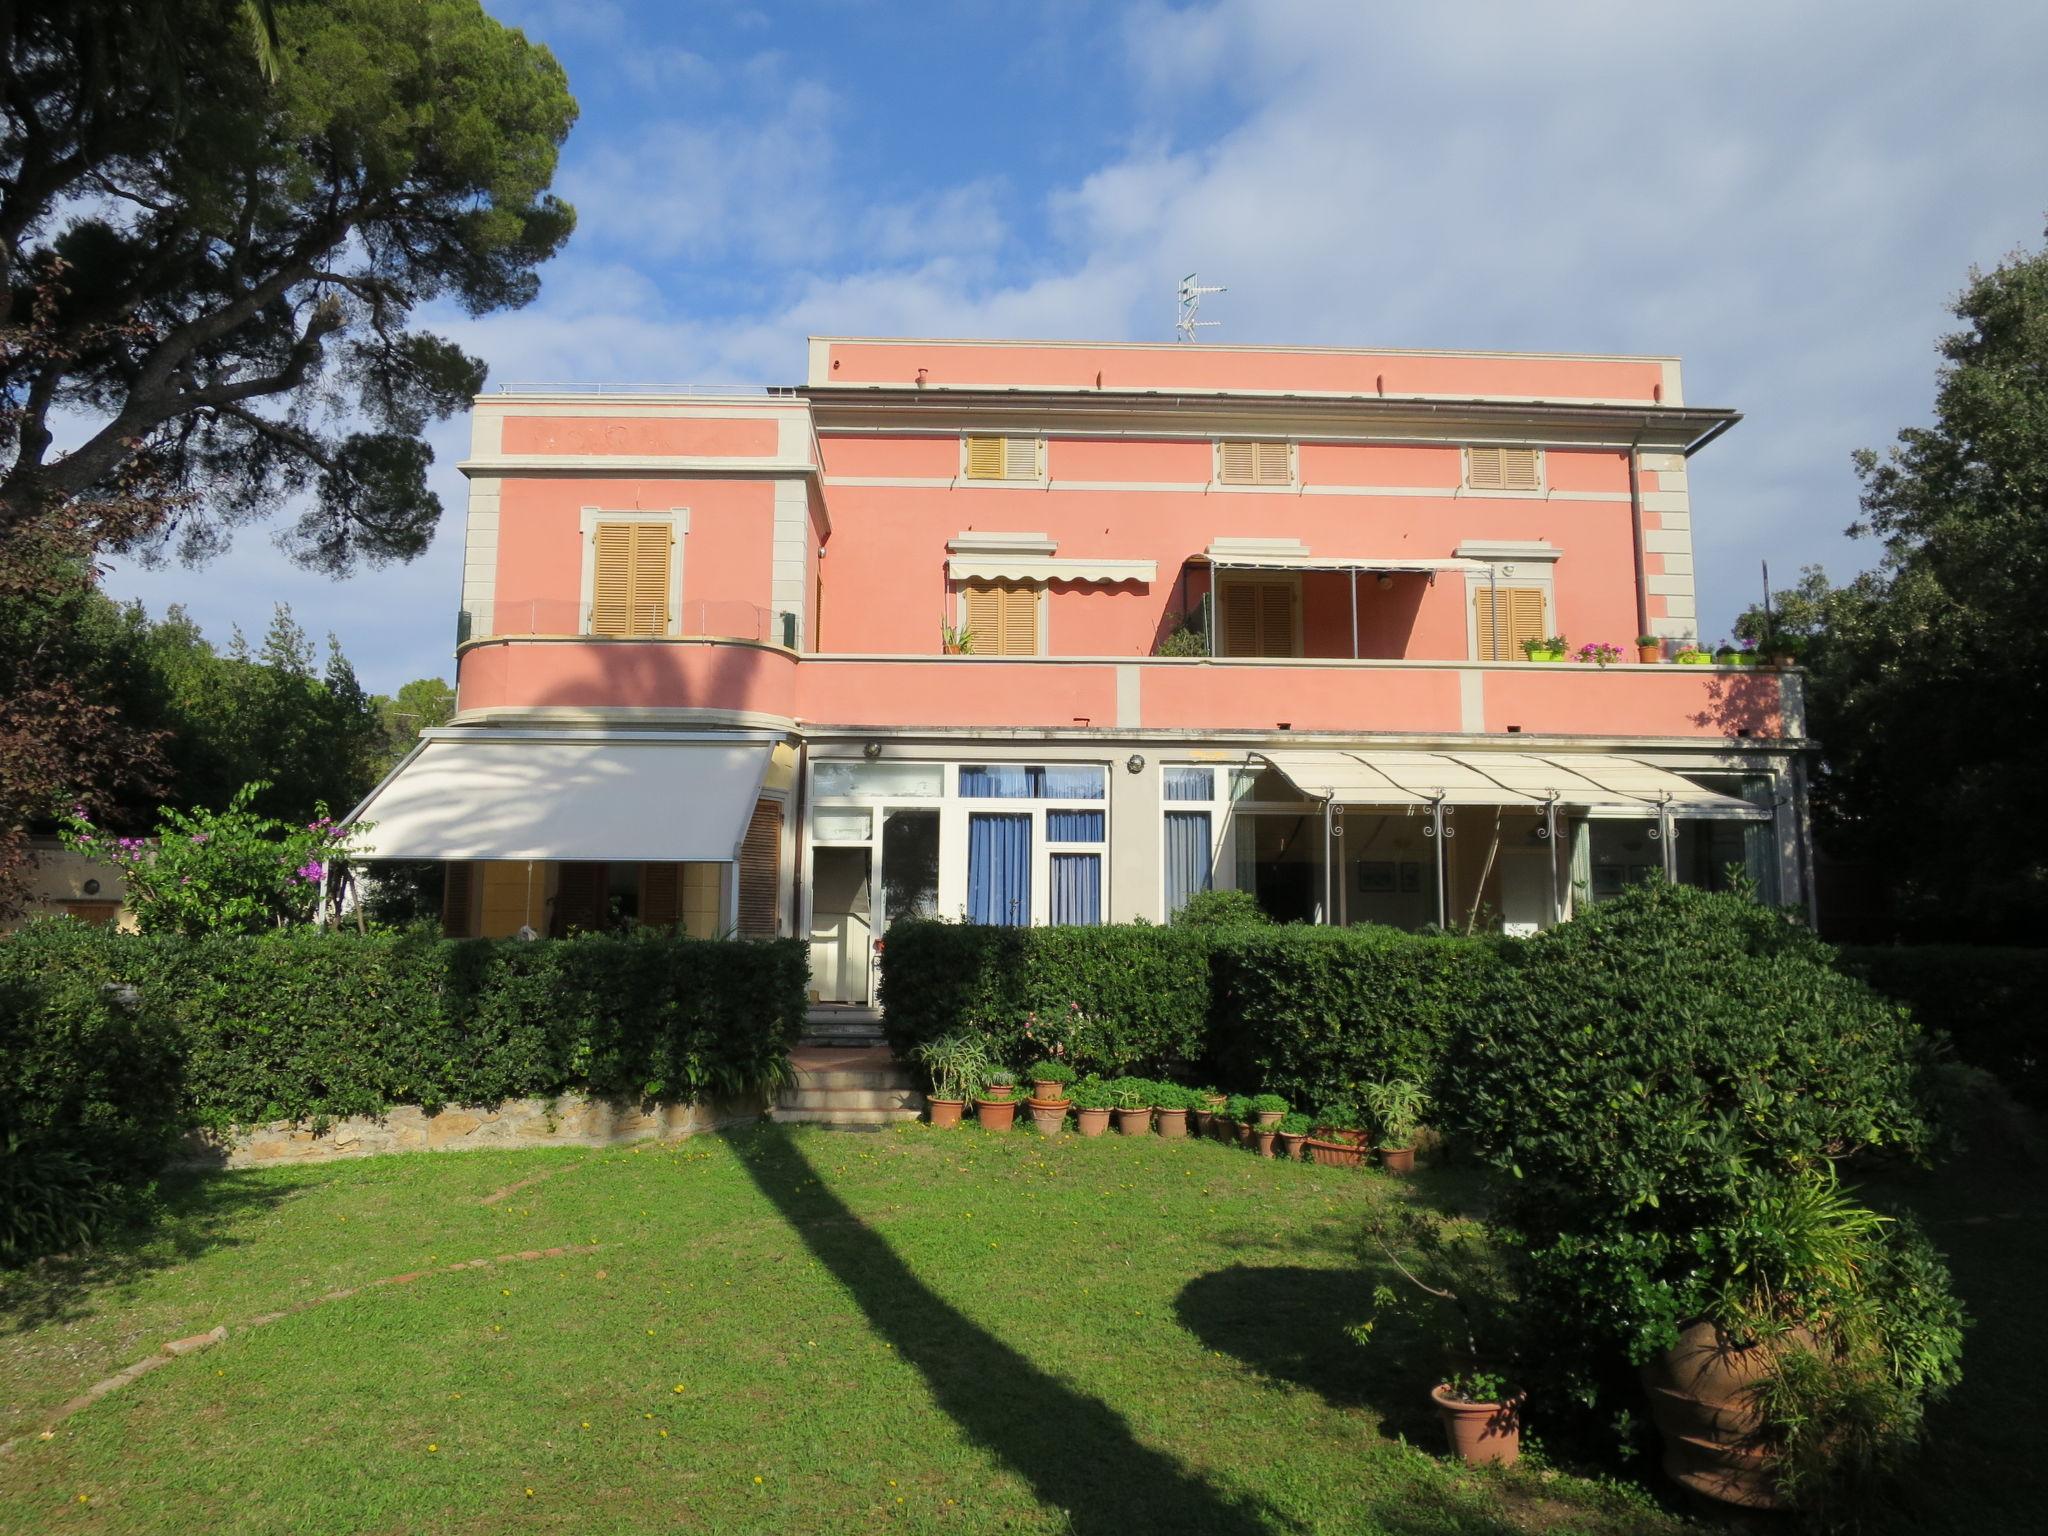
left=1252, top=750, right=1767, bottom=819
left=344, top=730, right=775, bottom=861
left=945, top=554, right=1156, bottom=584
left=1191, top=539, right=1485, bottom=578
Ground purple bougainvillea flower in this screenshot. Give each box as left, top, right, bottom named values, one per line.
left=190, top=832, right=210, bottom=844
left=297, top=861, right=327, bottom=883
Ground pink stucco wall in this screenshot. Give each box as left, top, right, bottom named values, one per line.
left=501, top=415, right=779, bottom=457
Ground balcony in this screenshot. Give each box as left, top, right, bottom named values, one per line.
left=454, top=637, right=1800, bottom=743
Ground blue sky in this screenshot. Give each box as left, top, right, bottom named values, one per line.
left=104, top=0, right=2048, bottom=693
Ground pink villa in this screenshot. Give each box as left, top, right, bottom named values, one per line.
left=349, top=336, right=1810, bottom=1006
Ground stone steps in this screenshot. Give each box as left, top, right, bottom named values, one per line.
left=774, top=1045, right=925, bottom=1127
left=768, top=1106, right=925, bottom=1127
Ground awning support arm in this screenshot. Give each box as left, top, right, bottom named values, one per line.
left=1427, top=794, right=1449, bottom=930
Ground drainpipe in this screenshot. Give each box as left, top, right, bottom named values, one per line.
left=1427, top=795, right=1449, bottom=930
left=1322, top=800, right=1334, bottom=925
left=1543, top=795, right=1559, bottom=926
left=1628, top=429, right=1651, bottom=641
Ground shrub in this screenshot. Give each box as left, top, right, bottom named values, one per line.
left=1169, top=888, right=1270, bottom=929
left=1068, top=1075, right=1114, bottom=1111
left=1024, top=1058, right=1076, bottom=1089
left=1223, top=1093, right=1252, bottom=1123
left=1109, top=1076, right=1156, bottom=1111
left=877, top=922, right=1212, bottom=1071
left=1837, top=944, right=2048, bottom=1104
left=1153, top=1083, right=1196, bottom=1111
left=0, top=1137, right=129, bottom=1265
left=914, top=1031, right=991, bottom=1103
left=1249, top=1092, right=1288, bottom=1116
left=1362, top=1079, right=1428, bottom=1146
left=1316, top=1094, right=1367, bottom=1134
left=1278, top=1110, right=1312, bottom=1136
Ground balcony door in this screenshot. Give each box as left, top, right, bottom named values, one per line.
left=1217, top=575, right=1299, bottom=658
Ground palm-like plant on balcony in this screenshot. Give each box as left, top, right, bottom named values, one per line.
left=940, top=621, right=975, bottom=655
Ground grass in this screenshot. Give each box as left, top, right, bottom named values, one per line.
left=0, top=1125, right=1674, bottom=1536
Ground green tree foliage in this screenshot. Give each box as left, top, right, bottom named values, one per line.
left=0, top=0, right=577, bottom=567
left=1738, top=224, right=2048, bottom=937
left=375, top=676, right=456, bottom=769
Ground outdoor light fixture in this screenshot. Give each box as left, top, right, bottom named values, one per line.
left=83, top=879, right=101, bottom=895
left=1126, top=753, right=1145, bottom=773
left=862, top=740, right=882, bottom=760
left=1376, top=573, right=1392, bottom=589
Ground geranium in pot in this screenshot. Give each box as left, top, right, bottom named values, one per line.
left=912, top=1031, right=989, bottom=1129
left=1367, top=1206, right=1526, bottom=1468
left=1189, top=1086, right=1225, bottom=1136
left=1520, top=634, right=1568, bottom=663
left=1573, top=640, right=1624, bottom=668
left=1305, top=1095, right=1368, bottom=1167
left=1152, top=1082, right=1192, bottom=1138
left=1110, top=1077, right=1155, bottom=1136
left=976, top=1068, right=1019, bottom=1132
left=1275, top=1110, right=1312, bottom=1161
left=1636, top=633, right=1663, bottom=664
left=1364, top=1078, right=1428, bottom=1174
left=1025, top=1058, right=1075, bottom=1105
left=1249, top=1093, right=1288, bottom=1155
left=1068, top=1075, right=1113, bottom=1136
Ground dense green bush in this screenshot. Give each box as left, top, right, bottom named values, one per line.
left=1838, top=944, right=2048, bottom=1104
left=0, top=921, right=808, bottom=1137
left=1207, top=926, right=1495, bottom=1111
left=877, top=921, right=1213, bottom=1072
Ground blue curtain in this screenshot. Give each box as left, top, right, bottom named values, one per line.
left=1050, top=853, right=1102, bottom=925
left=1164, top=766, right=1213, bottom=801
left=967, top=813, right=1032, bottom=925
left=1164, top=811, right=1213, bottom=915
left=1047, top=809, right=1105, bottom=843
left=960, top=765, right=1106, bottom=800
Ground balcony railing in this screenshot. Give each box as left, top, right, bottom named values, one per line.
left=462, top=600, right=798, bottom=647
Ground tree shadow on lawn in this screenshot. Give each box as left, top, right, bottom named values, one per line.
left=0, top=1165, right=299, bottom=1333
left=727, top=1124, right=1529, bottom=1536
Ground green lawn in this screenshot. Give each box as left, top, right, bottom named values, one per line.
left=0, top=1125, right=1677, bottom=1536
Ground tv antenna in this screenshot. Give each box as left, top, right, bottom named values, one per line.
left=1176, top=272, right=1226, bottom=341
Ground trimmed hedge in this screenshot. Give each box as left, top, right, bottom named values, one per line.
left=0, top=921, right=809, bottom=1134
left=1838, top=944, right=2048, bottom=1104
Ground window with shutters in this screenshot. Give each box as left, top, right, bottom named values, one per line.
left=639, top=862, right=682, bottom=929
left=1216, top=576, right=1299, bottom=658
left=1216, top=439, right=1293, bottom=486
left=963, top=434, right=1042, bottom=481
left=441, top=861, right=476, bottom=937
left=587, top=519, right=675, bottom=637
left=737, top=799, right=783, bottom=937
left=960, top=580, right=1041, bottom=656
left=1472, top=586, right=1549, bottom=660
left=1465, top=445, right=1543, bottom=492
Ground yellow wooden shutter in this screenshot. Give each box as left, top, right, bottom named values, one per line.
left=1220, top=581, right=1256, bottom=655
left=591, top=523, right=634, bottom=635
left=441, top=861, right=475, bottom=937
left=963, top=583, right=1001, bottom=652
left=1473, top=587, right=1547, bottom=659
left=1257, top=582, right=1294, bottom=656
left=1501, top=447, right=1540, bottom=490
left=737, top=799, right=782, bottom=938
left=640, top=862, right=681, bottom=928
left=963, top=581, right=1038, bottom=655
left=965, top=436, right=1005, bottom=479
left=1001, top=436, right=1039, bottom=479
left=997, top=583, right=1038, bottom=655
left=1466, top=446, right=1504, bottom=490
left=1218, top=441, right=1257, bottom=484
left=1255, top=441, right=1291, bottom=484
left=627, top=522, right=672, bottom=635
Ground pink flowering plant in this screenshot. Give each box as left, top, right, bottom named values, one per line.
left=1573, top=641, right=1624, bottom=668
left=60, top=781, right=362, bottom=935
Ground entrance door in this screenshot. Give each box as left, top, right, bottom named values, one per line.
left=809, top=846, right=873, bottom=1003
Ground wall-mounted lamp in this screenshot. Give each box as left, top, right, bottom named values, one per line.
left=1376, top=573, right=1392, bottom=589
left=83, top=878, right=101, bottom=895
left=1126, top=753, right=1146, bottom=774
left=862, top=740, right=883, bottom=761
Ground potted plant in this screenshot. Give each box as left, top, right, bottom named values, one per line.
left=1276, top=1110, right=1312, bottom=1160
left=1025, top=1058, right=1075, bottom=1105
left=1152, top=1082, right=1191, bottom=1139
left=1249, top=1093, right=1288, bottom=1156
left=1761, top=632, right=1805, bottom=669
left=940, top=621, right=975, bottom=655
left=1110, top=1077, right=1154, bottom=1136
left=1520, top=634, right=1568, bottom=663
left=1189, top=1087, right=1225, bottom=1136
left=1224, top=1094, right=1255, bottom=1147
left=1364, top=1078, right=1428, bottom=1174
left=1368, top=1207, right=1525, bottom=1468
left=976, top=1068, right=1019, bottom=1132
left=1305, top=1095, right=1368, bottom=1167
left=1675, top=642, right=1712, bottom=665
left=1068, top=1075, right=1113, bottom=1137
left=913, top=1031, right=988, bottom=1129
left=1573, top=641, right=1623, bottom=668
left=1026, top=1096, right=1069, bottom=1137
left=1636, top=634, right=1663, bottom=664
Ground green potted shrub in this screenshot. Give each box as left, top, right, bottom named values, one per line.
left=1025, top=1058, right=1075, bottom=1105
left=940, top=620, right=975, bottom=655
left=1368, top=1207, right=1526, bottom=1467
left=1364, top=1078, right=1428, bottom=1174
left=1189, top=1086, right=1225, bottom=1136
left=1520, top=634, right=1568, bottom=663
left=1249, top=1093, right=1288, bottom=1156
left=913, top=1031, right=989, bottom=1129
left=1223, top=1093, right=1254, bottom=1147
left=1068, top=1075, right=1113, bottom=1137
left=1636, top=634, right=1663, bottom=664
left=977, top=1068, right=1019, bottom=1132
left=1307, top=1094, right=1369, bottom=1168
left=1110, top=1077, right=1155, bottom=1136
left=1276, top=1110, right=1312, bottom=1161
left=1675, top=641, right=1711, bottom=665
left=1152, top=1082, right=1192, bottom=1139
left=1761, top=632, right=1806, bottom=669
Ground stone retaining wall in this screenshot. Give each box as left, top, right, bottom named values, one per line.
left=183, top=1093, right=766, bottom=1168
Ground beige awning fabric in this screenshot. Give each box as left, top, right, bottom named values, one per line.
left=345, top=730, right=775, bottom=861
left=1252, top=750, right=1767, bottom=819
left=945, top=555, right=1156, bottom=584
left=1192, top=542, right=1484, bottom=577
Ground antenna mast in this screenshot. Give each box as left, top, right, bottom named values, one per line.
left=1176, top=272, right=1226, bottom=342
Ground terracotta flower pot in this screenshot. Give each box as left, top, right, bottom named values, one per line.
left=1320, top=1127, right=1369, bottom=1148
left=1252, top=1129, right=1277, bottom=1158
left=1304, top=1137, right=1364, bottom=1169
left=1431, top=1384, right=1524, bottom=1467
left=1380, top=1145, right=1416, bottom=1175
left=1113, top=1106, right=1153, bottom=1135
left=1235, top=1122, right=1253, bottom=1147
left=975, top=1097, right=1017, bottom=1132
left=1254, top=1110, right=1283, bottom=1129
left=1031, top=1080, right=1068, bottom=1104
left=1210, top=1118, right=1232, bottom=1143
left=1073, top=1106, right=1111, bottom=1137
left=1638, top=642, right=1663, bottom=664
left=927, top=1098, right=965, bottom=1129
left=1640, top=1320, right=1809, bottom=1510
left=1277, top=1131, right=1306, bottom=1161
left=1190, top=1109, right=1213, bottom=1135
left=1026, top=1100, right=1069, bottom=1137
left=1154, top=1107, right=1189, bottom=1139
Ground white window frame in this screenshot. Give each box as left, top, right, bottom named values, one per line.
left=1456, top=542, right=1560, bottom=661
left=577, top=507, right=689, bottom=638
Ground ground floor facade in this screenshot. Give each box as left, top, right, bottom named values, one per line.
left=353, top=721, right=1810, bottom=1007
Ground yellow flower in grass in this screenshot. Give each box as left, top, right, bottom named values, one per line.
left=427, top=1444, right=439, bottom=1453
left=753, top=1476, right=764, bottom=1485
